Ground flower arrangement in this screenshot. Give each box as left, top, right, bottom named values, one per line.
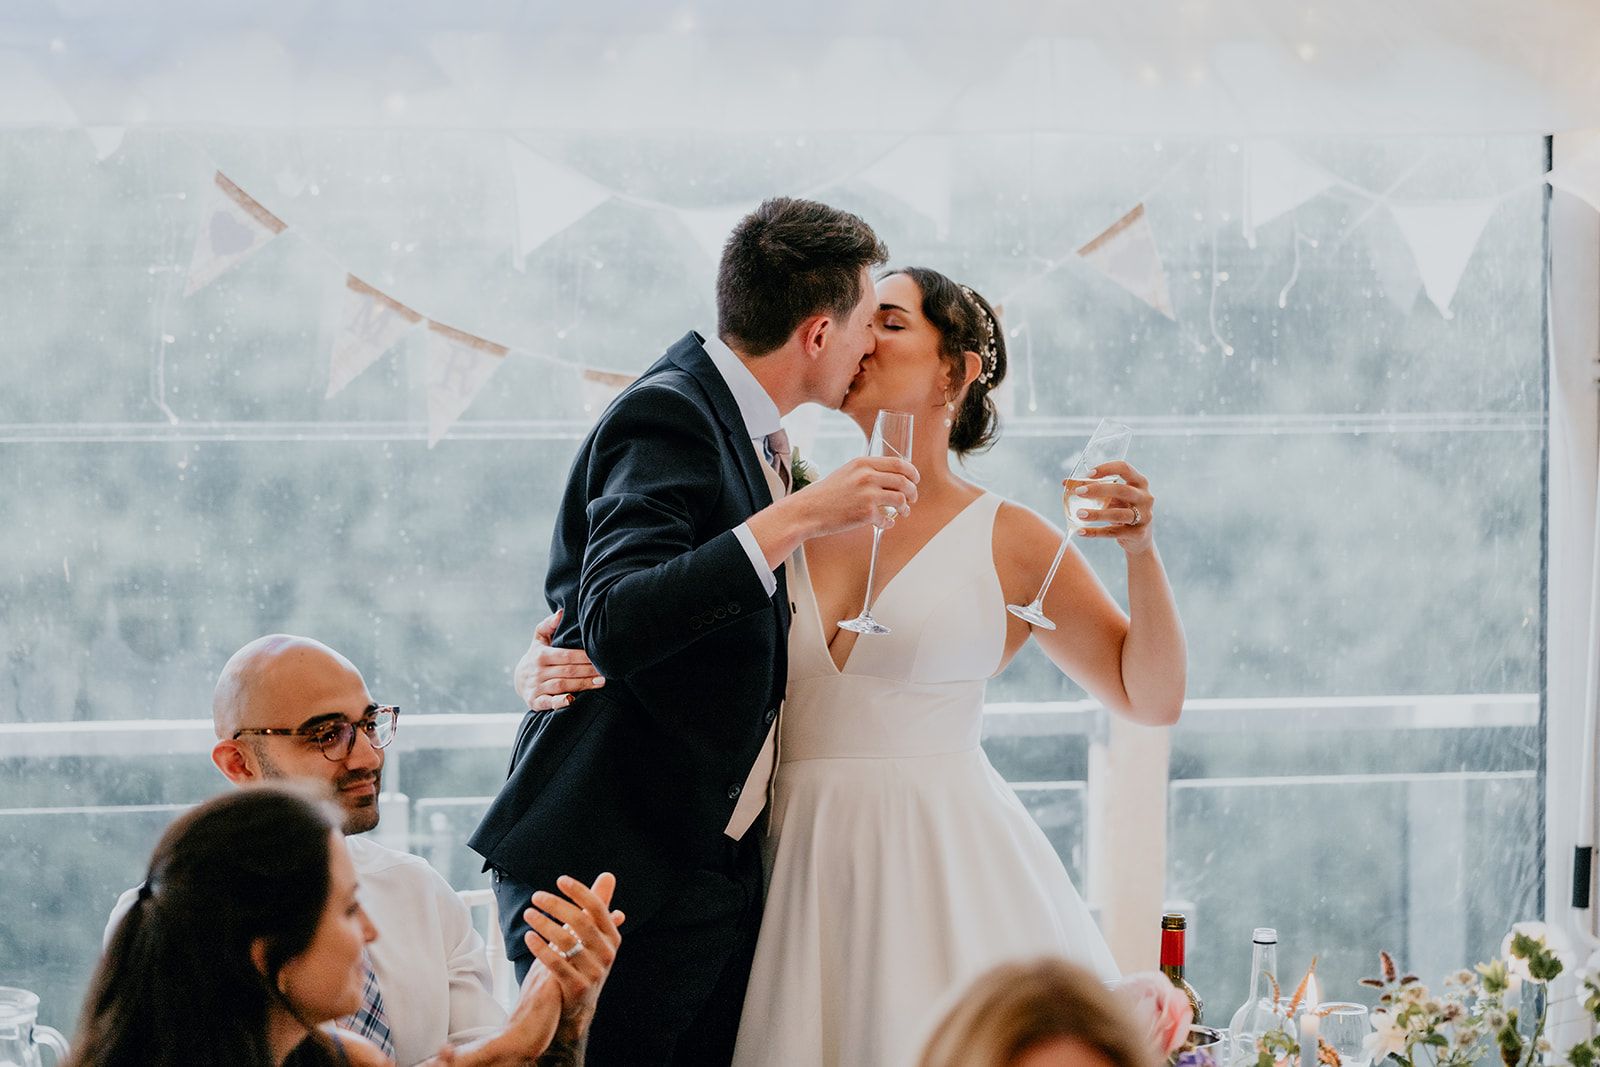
left=1242, top=923, right=1577, bottom=1067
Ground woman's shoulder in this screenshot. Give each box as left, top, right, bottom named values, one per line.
left=991, top=493, right=1062, bottom=551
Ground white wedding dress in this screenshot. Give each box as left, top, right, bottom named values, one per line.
left=731, top=492, right=1119, bottom=1067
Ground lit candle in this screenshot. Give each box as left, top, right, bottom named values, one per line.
left=1299, top=975, right=1321, bottom=1067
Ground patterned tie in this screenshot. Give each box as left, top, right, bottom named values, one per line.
left=762, top=428, right=792, bottom=492
left=341, top=951, right=395, bottom=1059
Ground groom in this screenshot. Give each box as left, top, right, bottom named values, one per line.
left=470, top=198, right=918, bottom=1066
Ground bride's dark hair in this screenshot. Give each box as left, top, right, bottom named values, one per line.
left=880, top=267, right=1007, bottom=456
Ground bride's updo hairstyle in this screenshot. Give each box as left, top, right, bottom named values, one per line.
left=882, top=267, right=1007, bottom=457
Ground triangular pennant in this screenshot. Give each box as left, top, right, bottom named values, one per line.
left=505, top=139, right=612, bottom=270
left=327, top=275, right=423, bottom=398
left=1546, top=133, right=1600, bottom=215
left=859, top=136, right=951, bottom=239
left=677, top=205, right=754, bottom=262
left=425, top=322, right=508, bottom=446
left=85, top=125, right=125, bottom=162
left=1243, top=141, right=1334, bottom=246
left=185, top=172, right=288, bottom=296
left=1076, top=204, right=1175, bottom=320
left=580, top=368, right=637, bottom=417
left=1389, top=200, right=1498, bottom=318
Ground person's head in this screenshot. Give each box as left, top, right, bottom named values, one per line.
left=70, top=784, right=375, bottom=1067
left=716, top=197, right=888, bottom=409
left=211, top=635, right=396, bottom=836
left=846, top=267, right=1007, bottom=456
left=917, top=958, right=1161, bottom=1067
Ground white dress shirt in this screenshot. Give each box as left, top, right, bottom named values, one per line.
left=107, top=834, right=504, bottom=1067
left=699, top=331, right=782, bottom=597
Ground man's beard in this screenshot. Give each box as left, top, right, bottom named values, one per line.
left=253, top=746, right=380, bottom=835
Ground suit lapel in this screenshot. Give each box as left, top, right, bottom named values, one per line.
left=664, top=332, right=775, bottom=515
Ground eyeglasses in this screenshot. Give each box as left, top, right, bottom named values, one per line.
left=233, top=706, right=399, bottom=762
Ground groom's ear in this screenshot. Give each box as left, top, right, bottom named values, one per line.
left=796, top=314, right=830, bottom=358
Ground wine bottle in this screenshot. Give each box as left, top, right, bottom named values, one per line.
left=1227, top=927, right=1279, bottom=1066
left=1161, top=911, right=1205, bottom=1024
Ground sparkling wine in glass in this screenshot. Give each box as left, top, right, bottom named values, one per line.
left=1006, top=418, right=1132, bottom=631
left=838, top=410, right=914, bottom=636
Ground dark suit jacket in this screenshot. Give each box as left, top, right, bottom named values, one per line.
left=469, top=332, right=790, bottom=933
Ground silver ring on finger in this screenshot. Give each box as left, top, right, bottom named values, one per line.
left=1130, top=505, right=1142, bottom=526
left=561, top=937, right=586, bottom=961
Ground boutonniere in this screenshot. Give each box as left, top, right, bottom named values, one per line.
left=790, top=448, right=816, bottom=491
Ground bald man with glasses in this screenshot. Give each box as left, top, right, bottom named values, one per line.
left=106, top=635, right=623, bottom=1067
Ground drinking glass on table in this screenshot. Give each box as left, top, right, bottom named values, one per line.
left=838, top=409, right=914, bottom=636
left=1005, top=418, right=1132, bottom=631
left=1317, top=1002, right=1370, bottom=1067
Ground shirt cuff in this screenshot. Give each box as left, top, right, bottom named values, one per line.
left=733, top=522, right=777, bottom=598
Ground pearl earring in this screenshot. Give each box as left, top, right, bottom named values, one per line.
left=943, top=401, right=955, bottom=429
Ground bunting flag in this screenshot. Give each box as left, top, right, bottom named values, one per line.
left=1076, top=203, right=1175, bottom=320
left=425, top=321, right=508, bottom=446
left=859, top=136, right=952, bottom=239
left=185, top=172, right=288, bottom=296
left=506, top=139, right=612, bottom=270
left=1546, top=133, right=1600, bottom=214
left=1389, top=200, right=1498, bottom=318
left=579, top=368, right=637, bottom=416
left=676, top=204, right=755, bottom=262
left=1243, top=141, right=1334, bottom=247
left=327, top=275, right=424, bottom=398
left=85, top=125, right=125, bottom=162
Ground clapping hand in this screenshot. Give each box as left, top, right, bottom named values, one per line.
left=522, top=872, right=626, bottom=1044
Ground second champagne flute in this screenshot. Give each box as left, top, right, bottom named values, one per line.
left=1005, top=418, right=1133, bottom=631
left=838, top=410, right=914, bottom=636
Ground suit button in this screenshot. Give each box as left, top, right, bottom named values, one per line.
left=727, top=783, right=742, bottom=799
left=729, top=603, right=741, bottom=615
left=764, top=707, right=778, bottom=724
left=714, top=607, right=727, bottom=620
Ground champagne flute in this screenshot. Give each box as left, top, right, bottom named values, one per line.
left=1005, top=418, right=1133, bottom=631
left=839, top=410, right=914, bottom=636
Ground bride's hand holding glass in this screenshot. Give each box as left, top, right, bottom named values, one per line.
left=1067, top=459, right=1157, bottom=553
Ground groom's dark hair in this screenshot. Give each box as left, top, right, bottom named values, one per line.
left=716, top=198, right=888, bottom=357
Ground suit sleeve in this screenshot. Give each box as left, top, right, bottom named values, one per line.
left=577, top=384, right=775, bottom=678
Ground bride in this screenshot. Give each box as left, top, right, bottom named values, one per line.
left=520, top=267, right=1186, bottom=1066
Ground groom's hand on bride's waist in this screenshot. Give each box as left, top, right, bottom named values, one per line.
left=746, top=455, right=918, bottom=567
left=517, top=608, right=605, bottom=712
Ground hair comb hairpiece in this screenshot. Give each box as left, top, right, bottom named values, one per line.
left=959, top=285, right=999, bottom=385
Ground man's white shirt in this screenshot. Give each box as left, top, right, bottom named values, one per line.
left=700, top=331, right=782, bottom=598
left=106, top=833, right=504, bottom=1067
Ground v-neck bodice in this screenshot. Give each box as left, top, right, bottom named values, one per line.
left=779, top=492, right=1005, bottom=763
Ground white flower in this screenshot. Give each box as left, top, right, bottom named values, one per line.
left=1365, top=1011, right=1409, bottom=1064
left=1500, top=921, right=1576, bottom=981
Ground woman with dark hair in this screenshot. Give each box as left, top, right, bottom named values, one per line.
left=70, top=784, right=593, bottom=1067
left=729, top=267, right=1186, bottom=1067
